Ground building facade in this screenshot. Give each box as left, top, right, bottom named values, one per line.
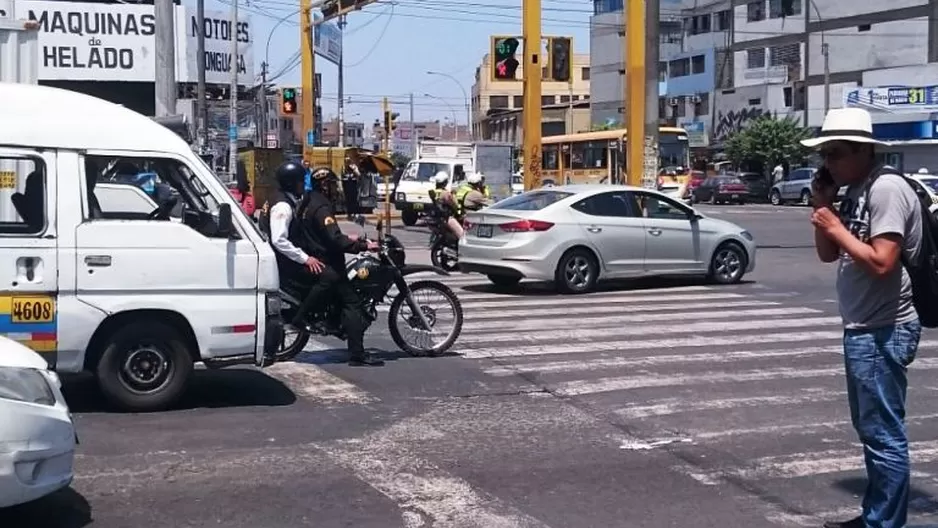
left=588, top=0, right=684, bottom=127
left=485, top=102, right=592, bottom=147
left=471, top=50, right=591, bottom=140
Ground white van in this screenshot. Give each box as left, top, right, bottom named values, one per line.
left=0, top=83, right=283, bottom=412
left=394, top=158, right=469, bottom=226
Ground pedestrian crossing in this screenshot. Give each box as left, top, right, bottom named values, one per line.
left=264, top=271, right=938, bottom=525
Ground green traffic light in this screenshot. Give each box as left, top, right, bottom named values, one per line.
left=283, top=88, right=295, bottom=99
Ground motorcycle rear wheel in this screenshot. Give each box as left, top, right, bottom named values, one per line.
left=388, top=280, right=463, bottom=357
left=430, top=240, right=459, bottom=272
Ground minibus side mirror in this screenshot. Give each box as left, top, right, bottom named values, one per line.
left=218, top=203, right=234, bottom=237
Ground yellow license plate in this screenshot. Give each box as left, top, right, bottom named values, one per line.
left=413, top=203, right=424, bottom=210
left=11, top=297, right=55, bottom=323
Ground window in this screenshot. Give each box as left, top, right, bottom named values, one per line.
left=748, top=98, right=762, bottom=105
left=581, top=67, right=590, bottom=80
left=691, top=55, right=706, bottom=74
left=770, top=43, right=800, bottom=67
left=669, top=57, right=690, bottom=77
left=491, top=190, right=574, bottom=211
left=513, top=95, right=523, bottom=108
left=83, top=155, right=230, bottom=238
left=631, top=192, right=692, bottom=220
left=658, top=61, right=668, bottom=82
left=489, top=95, right=510, bottom=109
left=542, top=145, right=559, bottom=170
left=690, top=14, right=711, bottom=34
left=571, top=191, right=636, bottom=217
left=747, top=48, right=766, bottom=69
left=542, top=95, right=555, bottom=106
left=715, top=10, right=731, bottom=31
left=0, top=155, right=47, bottom=235
left=769, top=0, right=800, bottom=18
left=584, top=141, right=609, bottom=169
left=560, top=95, right=571, bottom=103
left=695, top=93, right=710, bottom=116
left=569, top=142, right=586, bottom=169
left=747, top=1, right=765, bottom=22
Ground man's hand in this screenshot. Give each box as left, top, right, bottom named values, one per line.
left=366, top=240, right=380, bottom=251
left=305, top=256, right=325, bottom=274
left=811, top=206, right=847, bottom=239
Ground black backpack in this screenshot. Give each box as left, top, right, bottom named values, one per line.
left=868, top=168, right=938, bottom=327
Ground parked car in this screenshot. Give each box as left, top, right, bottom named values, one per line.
left=458, top=185, right=756, bottom=294
left=681, top=170, right=707, bottom=200
left=770, top=167, right=816, bottom=205
left=0, top=336, right=76, bottom=508
left=689, top=176, right=749, bottom=204
left=734, top=172, right=772, bottom=203
left=910, top=173, right=938, bottom=214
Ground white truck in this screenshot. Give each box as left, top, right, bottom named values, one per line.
left=394, top=140, right=514, bottom=226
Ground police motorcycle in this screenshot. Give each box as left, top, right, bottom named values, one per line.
left=425, top=188, right=461, bottom=273
left=276, top=216, right=464, bottom=361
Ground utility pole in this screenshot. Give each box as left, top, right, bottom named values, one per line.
left=409, top=92, right=417, bottom=158
left=196, top=0, right=207, bottom=150
left=154, top=0, right=176, bottom=117
left=258, top=62, right=268, bottom=146
left=521, top=0, right=542, bottom=191
left=382, top=97, right=389, bottom=154
left=822, top=41, right=830, bottom=114
left=642, top=0, right=660, bottom=189
left=227, top=0, right=239, bottom=180
left=625, top=0, right=645, bottom=187
left=337, top=15, right=346, bottom=147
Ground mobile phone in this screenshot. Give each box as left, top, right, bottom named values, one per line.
left=815, top=166, right=834, bottom=187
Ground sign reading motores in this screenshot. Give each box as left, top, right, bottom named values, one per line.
left=22, top=2, right=156, bottom=81
left=185, top=11, right=253, bottom=85
left=16, top=1, right=254, bottom=84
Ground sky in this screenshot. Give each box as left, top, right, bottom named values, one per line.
left=199, top=0, right=594, bottom=127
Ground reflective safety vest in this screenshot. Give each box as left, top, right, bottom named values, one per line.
left=454, top=184, right=473, bottom=217
left=483, top=185, right=491, bottom=198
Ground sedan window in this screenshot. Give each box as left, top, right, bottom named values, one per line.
left=571, top=191, right=636, bottom=217
left=631, top=192, right=692, bottom=220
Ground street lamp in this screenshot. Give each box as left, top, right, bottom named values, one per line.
left=426, top=71, right=472, bottom=141
left=424, top=93, right=460, bottom=141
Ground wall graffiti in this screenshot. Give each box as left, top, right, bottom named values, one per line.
left=527, top=144, right=542, bottom=189
left=713, top=107, right=771, bottom=142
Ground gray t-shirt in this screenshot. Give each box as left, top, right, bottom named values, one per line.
left=836, top=169, right=922, bottom=329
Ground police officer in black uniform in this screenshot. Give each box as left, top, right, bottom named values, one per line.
left=294, top=168, right=384, bottom=367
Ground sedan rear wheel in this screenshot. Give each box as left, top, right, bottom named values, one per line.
left=555, top=248, right=598, bottom=294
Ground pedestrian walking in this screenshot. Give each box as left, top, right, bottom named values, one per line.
left=806, top=108, right=924, bottom=528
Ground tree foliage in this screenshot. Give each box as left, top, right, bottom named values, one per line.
left=724, top=116, right=812, bottom=169
left=389, top=151, right=411, bottom=168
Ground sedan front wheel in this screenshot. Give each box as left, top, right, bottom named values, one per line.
left=708, top=242, right=747, bottom=284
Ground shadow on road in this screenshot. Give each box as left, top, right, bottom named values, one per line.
left=834, top=476, right=938, bottom=518
left=0, top=488, right=92, bottom=528
left=61, top=368, right=297, bottom=414
left=458, top=276, right=756, bottom=296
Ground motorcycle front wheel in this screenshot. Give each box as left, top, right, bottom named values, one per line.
left=430, top=239, right=459, bottom=272
left=276, top=325, right=310, bottom=362
left=388, top=280, right=463, bottom=357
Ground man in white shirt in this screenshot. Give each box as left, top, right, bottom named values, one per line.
left=262, top=161, right=325, bottom=284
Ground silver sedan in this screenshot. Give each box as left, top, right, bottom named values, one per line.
left=458, top=184, right=757, bottom=293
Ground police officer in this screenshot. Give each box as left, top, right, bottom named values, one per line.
left=294, top=168, right=384, bottom=367
left=454, top=172, right=490, bottom=220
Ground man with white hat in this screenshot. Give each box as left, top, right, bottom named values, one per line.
left=806, top=108, right=923, bottom=528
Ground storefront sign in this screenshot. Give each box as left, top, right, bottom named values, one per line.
left=679, top=120, right=709, bottom=148
left=844, top=86, right=938, bottom=113
left=16, top=1, right=253, bottom=85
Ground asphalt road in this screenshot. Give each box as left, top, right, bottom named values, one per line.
left=6, top=203, right=938, bottom=528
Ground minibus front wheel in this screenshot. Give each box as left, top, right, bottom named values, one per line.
left=95, top=320, right=194, bottom=412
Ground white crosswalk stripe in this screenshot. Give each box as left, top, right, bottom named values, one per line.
left=415, top=273, right=938, bottom=526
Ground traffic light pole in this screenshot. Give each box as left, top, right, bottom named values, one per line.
left=227, top=0, right=239, bottom=182
left=301, top=0, right=325, bottom=162
left=643, top=0, right=660, bottom=188
left=521, top=0, right=542, bottom=191
left=625, top=0, right=645, bottom=187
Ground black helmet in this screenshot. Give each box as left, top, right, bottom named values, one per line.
left=275, top=161, right=306, bottom=191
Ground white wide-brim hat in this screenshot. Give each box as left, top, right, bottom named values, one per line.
left=800, top=107, right=887, bottom=148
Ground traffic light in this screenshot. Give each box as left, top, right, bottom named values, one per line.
left=321, top=0, right=372, bottom=21
left=384, top=109, right=399, bottom=133
left=281, top=87, right=297, bottom=114
left=549, top=37, right=572, bottom=82
left=491, top=36, right=520, bottom=81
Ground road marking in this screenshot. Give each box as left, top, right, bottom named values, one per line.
left=455, top=291, right=748, bottom=310
left=464, top=299, right=783, bottom=320
left=389, top=284, right=719, bottom=302
left=317, top=435, right=554, bottom=528
left=459, top=316, right=842, bottom=344
left=615, top=387, right=845, bottom=419
left=461, top=330, right=843, bottom=359
left=549, top=357, right=938, bottom=396
left=482, top=345, right=843, bottom=377
left=264, top=362, right=376, bottom=403
left=462, top=306, right=823, bottom=333
left=688, top=412, right=938, bottom=441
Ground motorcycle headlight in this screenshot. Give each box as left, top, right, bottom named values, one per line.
left=0, top=367, right=56, bottom=406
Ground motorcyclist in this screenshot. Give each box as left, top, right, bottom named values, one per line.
left=454, top=172, right=491, bottom=221
left=293, top=168, right=384, bottom=367
left=428, top=172, right=464, bottom=238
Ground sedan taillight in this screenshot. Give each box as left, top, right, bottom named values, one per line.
left=500, top=219, right=554, bottom=232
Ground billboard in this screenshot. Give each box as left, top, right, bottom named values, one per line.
left=843, top=86, right=938, bottom=113
left=313, top=17, right=342, bottom=65
left=15, top=1, right=254, bottom=85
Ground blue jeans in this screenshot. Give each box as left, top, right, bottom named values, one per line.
left=843, top=319, right=922, bottom=528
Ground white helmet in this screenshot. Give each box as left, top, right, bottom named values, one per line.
left=432, top=171, right=449, bottom=184
left=467, top=172, right=483, bottom=184
left=919, top=168, right=930, bottom=174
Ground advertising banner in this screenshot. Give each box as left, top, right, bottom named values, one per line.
left=843, top=86, right=938, bottom=113
left=314, top=19, right=342, bottom=65
left=16, top=1, right=253, bottom=85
